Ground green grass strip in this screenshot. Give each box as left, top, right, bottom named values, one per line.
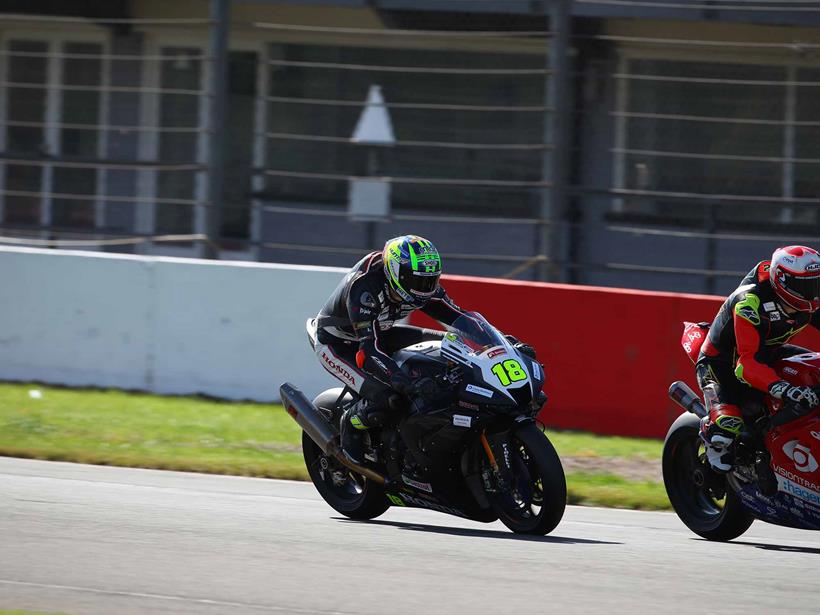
left=0, top=383, right=306, bottom=480
left=0, top=382, right=668, bottom=510
left=565, top=473, right=669, bottom=510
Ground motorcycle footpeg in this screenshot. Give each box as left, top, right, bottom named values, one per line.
left=755, top=454, right=778, bottom=497
left=383, top=476, right=403, bottom=491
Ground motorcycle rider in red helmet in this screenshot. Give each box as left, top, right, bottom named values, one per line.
left=697, top=245, right=820, bottom=473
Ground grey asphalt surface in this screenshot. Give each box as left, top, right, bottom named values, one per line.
left=1, top=457, right=819, bottom=615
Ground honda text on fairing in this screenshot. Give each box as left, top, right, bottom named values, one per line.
left=281, top=312, right=566, bottom=535
left=665, top=322, right=820, bottom=540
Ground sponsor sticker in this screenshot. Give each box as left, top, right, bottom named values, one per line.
left=402, top=475, right=433, bottom=493
left=774, top=464, right=820, bottom=493
left=393, top=492, right=465, bottom=517
left=458, top=400, right=479, bottom=411
left=770, top=312, right=781, bottom=321
left=453, top=414, right=472, bottom=428
left=321, top=351, right=358, bottom=388
left=466, top=384, right=494, bottom=398
left=360, top=291, right=376, bottom=308
left=763, top=302, right=777, bottom=312
left=487, top=347, right=507, bottom=359
left=776, top=474, right=820, bottom=508
left=737, top=305, right=760, bottom=325
left=783, top=440, right=819, bottom=473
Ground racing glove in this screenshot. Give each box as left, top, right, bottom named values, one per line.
left=504, top=334, right=536, bottom=360
left=409, top=377, right=437, bottom=402
left=389, top=371, right=414, bottom=396
left=768, top=381, right=820, bottom=409
left=389, top=372, right=436, bottom=400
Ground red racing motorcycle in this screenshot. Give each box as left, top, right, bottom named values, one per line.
left=665, top=322, right=820, bottom=540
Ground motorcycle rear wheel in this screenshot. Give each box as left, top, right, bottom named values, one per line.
left=489, top=423, right=567, bottom=535
left=302, top=389, right=389, bottom=521
left=663, top=413, right=754, bottom=541
left=302, top=431, right=390, bottom=520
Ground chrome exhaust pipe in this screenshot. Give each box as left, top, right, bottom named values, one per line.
left=279, top=382, right=386, bottom=486
left=668, top=381, right=707, bottom=419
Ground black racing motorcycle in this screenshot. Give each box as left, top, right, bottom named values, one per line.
left=281, top=312, right=566, bottom=535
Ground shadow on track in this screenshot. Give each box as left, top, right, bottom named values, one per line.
left=334, top=517, right=621, bottom=544
left=714, top=540, right=820, bottom=555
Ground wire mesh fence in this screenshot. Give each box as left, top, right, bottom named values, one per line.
left=1, top=1, right=820, bottom=294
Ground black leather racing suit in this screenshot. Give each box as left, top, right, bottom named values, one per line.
left=697, top=260, right=820, bottom=419
left=315, top=251, right=466, bottom=405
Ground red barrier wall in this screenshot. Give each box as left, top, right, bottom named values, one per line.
left=412, top=275, right=820, bottom=438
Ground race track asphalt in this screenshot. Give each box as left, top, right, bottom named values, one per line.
left=1, top=457, right=818, bottom=615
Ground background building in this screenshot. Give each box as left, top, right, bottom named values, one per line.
left=1, top=0, right=819, bottom=294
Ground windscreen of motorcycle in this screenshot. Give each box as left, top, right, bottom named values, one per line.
left=441, top=312, right=533, bottom=400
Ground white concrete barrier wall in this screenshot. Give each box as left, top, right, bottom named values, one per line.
left=0, top=246, right=346, bottom=401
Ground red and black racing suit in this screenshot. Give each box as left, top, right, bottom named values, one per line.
left=697, top=260, right=820, bottom=429
left=316, top=251, right=466, bottom=406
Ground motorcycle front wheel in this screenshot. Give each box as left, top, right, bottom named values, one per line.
left=488, top=423, right=567, bottom=535
left=663, top=413, right=754, bottom=541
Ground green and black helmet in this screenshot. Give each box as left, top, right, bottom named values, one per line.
left=382, top=235, right=442, bottom=307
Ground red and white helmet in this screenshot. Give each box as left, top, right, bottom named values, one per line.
left=770, top=245, right=820, bottom=312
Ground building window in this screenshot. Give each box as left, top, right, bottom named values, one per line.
left=52, top=42, right=103, bottom=230
left=155, top=47, right=202, bottom=236
left=222, top=50, right=257, bottom=244
left=2, top=38, right=104, bottom=232
left=263, top=42, right=545, bottom=217
left=149, top=47, right=256, bottom=248
left=795, top=67, right=820, bottom=201
left=614, top=57, right=817, bottom=227
left=5, top=40, right=49, bottom=226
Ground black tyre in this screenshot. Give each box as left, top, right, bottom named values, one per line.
left=663, top=413, right=754, bottom=541
left=301, top=389, right=389, bottom=521
left=489, top=423, right=567, bottom=535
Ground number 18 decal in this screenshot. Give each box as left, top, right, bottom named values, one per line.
left=491, top=359, right=527, bottom=387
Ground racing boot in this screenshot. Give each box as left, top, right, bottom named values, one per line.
left=755, top=450, right=778, bottom=497
left=699, top=409, right=743, bottom=473
left=339, top=400, right=370, bottom=464
left=339, top=399, right=387, bottom=464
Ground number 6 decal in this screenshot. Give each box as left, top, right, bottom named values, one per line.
left=491, top=359, right=527, bottom=387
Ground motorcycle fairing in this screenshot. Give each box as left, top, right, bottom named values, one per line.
left=441, top=314, right=534, bottom=403
left=396, top=313, right=541, bottom=407
left=760, top=410, right=820, bottom=529
left=733, top=479, right=820, bottom=530
left=382, top=450, right=497, bottom=523
left=776, top=352, right=820, bottom=387
left=730, top=408, right=820, bottom=530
